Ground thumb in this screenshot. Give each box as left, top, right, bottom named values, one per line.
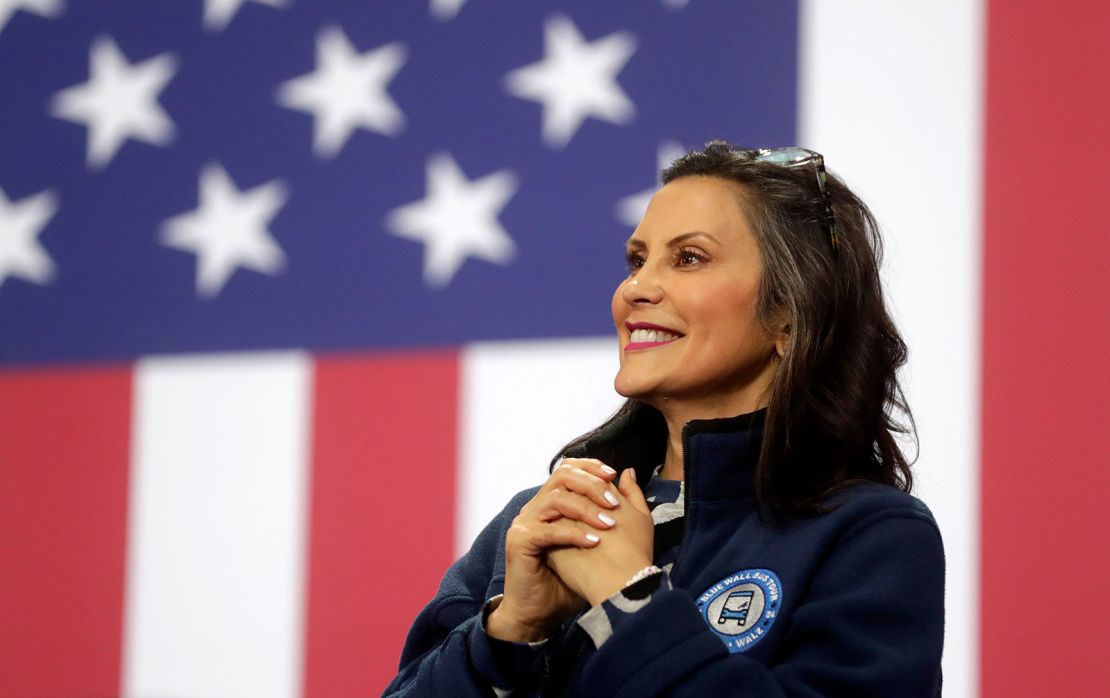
left=618, top=468, right=650, bottom=514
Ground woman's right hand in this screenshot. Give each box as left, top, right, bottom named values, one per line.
left=486, top=458, right=623, bottom=643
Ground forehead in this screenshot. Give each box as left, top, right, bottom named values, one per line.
left=635, top=176, right=752, bottom=242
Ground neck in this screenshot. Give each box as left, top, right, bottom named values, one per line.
left=650, top=357, right=779, bottom=480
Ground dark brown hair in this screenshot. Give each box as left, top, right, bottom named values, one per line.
left=556, top=140, right=915, bottom=517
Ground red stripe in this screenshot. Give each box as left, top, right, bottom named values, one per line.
left=982, top=1, right=1110, bottom=694
left=303, top=351, right=460, bottom=697
left=0, top=366, right=133, bottom=697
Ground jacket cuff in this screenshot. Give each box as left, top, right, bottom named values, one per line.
left=576, top=569, right=671, bottom=648
left=468, top=595, right=547, bottom=693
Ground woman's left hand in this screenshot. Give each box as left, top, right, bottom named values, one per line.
left=547, top=468, right=655, bottom=605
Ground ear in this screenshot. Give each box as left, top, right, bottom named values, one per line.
left=771, top=313, right=791, bottom=358
left=774, top=325, right=790, bottom=359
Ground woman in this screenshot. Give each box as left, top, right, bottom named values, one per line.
left=385, top=141, right=945, bottom=696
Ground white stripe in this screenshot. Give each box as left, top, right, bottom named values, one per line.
left=799, top=3, right=984, bottom=696
left=457, top=337, right=623, bottom=555
left=123, top=352, right=312, bottom=698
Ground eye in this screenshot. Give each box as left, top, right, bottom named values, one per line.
left=625, top=250, right=645, bottom=272
left=674, top=247, right=707, bottom=267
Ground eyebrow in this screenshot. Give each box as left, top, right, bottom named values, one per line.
left=625, top=231, right=721, bottom=249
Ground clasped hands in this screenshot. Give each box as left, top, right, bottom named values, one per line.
left=486, top=458, right=655, bottom=644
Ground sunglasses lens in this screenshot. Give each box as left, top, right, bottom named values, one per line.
left=756, top=148, right=814, bottom=165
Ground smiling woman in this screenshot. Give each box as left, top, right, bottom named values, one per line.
left=612, top=178, right=782, bottom=462
left=385, top=141, right=944, bottom=697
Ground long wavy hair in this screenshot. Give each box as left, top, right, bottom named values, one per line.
left=555, top=140, right=916, bottom=517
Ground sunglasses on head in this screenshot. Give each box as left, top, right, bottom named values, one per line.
left=742, top=147, right=841, bottom=257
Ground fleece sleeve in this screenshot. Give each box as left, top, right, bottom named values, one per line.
left=575, top=568, right=670, bottom=648
left=571, top=511, right=946, bottom=698
left=382, top=489, right=544, bottom=697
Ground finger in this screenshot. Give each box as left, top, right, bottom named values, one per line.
left=549, top=465, right=621, bottom=510
left=509, top=518, right=601, bottom=553
left=534, top=489, right=618, bottom=529
left=557, top=457, right=618, bottom=482
left=538, top=462, right=605, bottom=498
left=618, top=468, right=651, bottom=515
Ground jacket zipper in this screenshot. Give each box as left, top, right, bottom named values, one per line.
left=667, top=422, right=693, bottom=582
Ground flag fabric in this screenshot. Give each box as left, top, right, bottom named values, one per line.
left=1, top=1, right=1106, bottom=697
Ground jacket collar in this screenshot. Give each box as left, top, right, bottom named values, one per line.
left=681, top=408, right=765, bottom=503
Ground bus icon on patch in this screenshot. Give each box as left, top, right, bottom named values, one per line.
left=698, top=568, right=782, bottom=652
left=718, top=590, right=755, bottom=626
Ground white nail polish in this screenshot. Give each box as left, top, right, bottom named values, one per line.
left=585, top=532, right=600, bottom=543
left=598, top=512, right=616, bottom=527
left=604, top=491, right=619, bottom=507
left=600, top=464, right=617, bottom=475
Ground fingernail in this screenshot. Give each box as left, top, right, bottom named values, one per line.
left=604, top=491, right=619, bottom=507
left=598, top=512, right=616, bottom=527
left=585, top=532, right=600, bottom=543
left=600, top=464, right=617, bottom=475
left=627, top=468, right=637, bottom=484
left=558, top=460, right=572, bottom=469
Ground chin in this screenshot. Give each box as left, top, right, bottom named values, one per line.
left=613, top=373, right=661, bottom=403
left=613, top=374, right=642, bottom=400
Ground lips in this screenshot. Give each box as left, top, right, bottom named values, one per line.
left=624, top=321, right=683, bottom=351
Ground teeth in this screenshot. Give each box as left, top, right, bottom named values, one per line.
left=630, top=328, right=679, bottom=344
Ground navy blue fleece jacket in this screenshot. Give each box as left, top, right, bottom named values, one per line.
left=384, top=413, right=945, bottom=696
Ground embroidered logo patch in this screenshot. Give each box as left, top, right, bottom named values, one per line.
left=696, top=568, right=781, bottom=653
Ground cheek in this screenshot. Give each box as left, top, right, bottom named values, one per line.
left=689, top=282, right=762, bottom=341
left=687, top=281, right=748, bottom=322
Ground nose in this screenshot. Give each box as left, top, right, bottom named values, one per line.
left=620, top=267, right=663, bottom=306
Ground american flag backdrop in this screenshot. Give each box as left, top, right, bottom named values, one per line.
left=1, top=1, right=1107, bottom=696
